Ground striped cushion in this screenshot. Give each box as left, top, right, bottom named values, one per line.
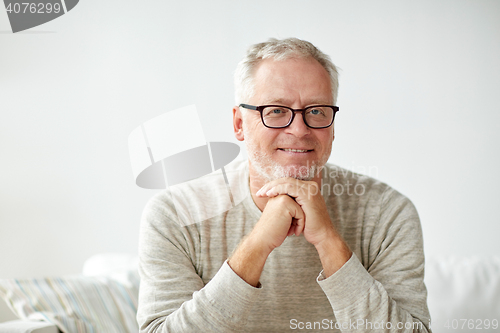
left=0, top=271, right=139, bottom=333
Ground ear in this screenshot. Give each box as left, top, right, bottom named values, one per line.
left=233, top=106, right=245, bottom=141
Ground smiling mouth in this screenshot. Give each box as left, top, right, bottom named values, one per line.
left=278, top=148, right=313, bottom=153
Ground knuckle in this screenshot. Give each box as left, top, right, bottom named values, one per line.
left=277, top=194, right=291, bottom=203
left=269, top=194, right=287, bottom=205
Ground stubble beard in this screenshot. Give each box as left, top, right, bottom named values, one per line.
left=244, top=123, right=331, bottom=183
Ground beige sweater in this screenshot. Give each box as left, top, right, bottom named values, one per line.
left=137, top=159, right=431, bottom=332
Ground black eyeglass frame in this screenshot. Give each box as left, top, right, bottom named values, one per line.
left=239, top=104, right=339, bottom=129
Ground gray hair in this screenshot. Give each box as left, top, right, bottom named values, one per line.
left=234, top=37, right=339, bottom=105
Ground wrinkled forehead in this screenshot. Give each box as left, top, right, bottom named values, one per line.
left=251, top=57, right=333, bottom=106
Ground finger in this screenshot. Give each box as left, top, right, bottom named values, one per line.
left=266, top=183, right=304, bottom=199
left=255, top=182, right=275, bottom=197
left=294, top=213, right=305, bottom=236
left=256, top=178, right=305, bottom=197
left=290, top=218, right=302, bottom=237
left=256, top=183, right=274, bottom=197
left=287, top=199, right=305, bottom=236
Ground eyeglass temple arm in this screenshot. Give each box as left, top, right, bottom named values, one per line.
left=239, top=104, right=258, bottom=110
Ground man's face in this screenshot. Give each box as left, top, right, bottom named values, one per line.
left=234, top=56, right=335, bottom=182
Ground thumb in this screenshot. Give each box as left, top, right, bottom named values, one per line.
left=288, top=200, right=305, bottom=236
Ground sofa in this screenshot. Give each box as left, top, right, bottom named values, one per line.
left=1, top=254, right=499, bottom=333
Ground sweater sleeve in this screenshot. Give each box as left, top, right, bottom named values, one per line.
left=317, top=187, right=432, bottom=332
left=136, top=194, right=262, bottom=333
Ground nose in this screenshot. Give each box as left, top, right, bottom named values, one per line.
left=284, top=111, right=310, bottom=137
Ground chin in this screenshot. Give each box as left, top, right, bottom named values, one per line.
left=282, top=164, right=318, bottom=181
left=253, top=160, right=322, bottom=182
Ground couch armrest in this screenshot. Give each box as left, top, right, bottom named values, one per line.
left=0, top=320, right=59, bottom=333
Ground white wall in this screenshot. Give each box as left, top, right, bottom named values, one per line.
left=1, top=0, right=499, bottom=297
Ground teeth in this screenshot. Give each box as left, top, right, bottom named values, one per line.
left=281, top=148, right=309, bottom=152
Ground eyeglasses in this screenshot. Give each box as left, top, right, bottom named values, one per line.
left=239, top=104, right=339, bottom=129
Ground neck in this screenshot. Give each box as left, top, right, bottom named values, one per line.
left=248, top=161, right=323, bottom=212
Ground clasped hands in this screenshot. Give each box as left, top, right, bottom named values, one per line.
left=253, top=177, right=337, bottom=253
left=228, top=177, right=351, bottom=285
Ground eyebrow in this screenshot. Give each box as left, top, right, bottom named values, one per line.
left=263, top=98, right=332, bottom=106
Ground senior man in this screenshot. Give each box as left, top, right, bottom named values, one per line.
left=137, top=38, right=431, bottom=332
